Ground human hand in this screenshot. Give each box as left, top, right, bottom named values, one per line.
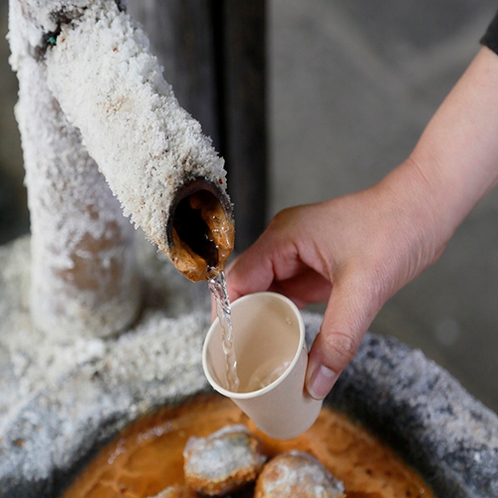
left=225, top=163, right=449, bottom=400
left=224, top=46, right=498, bottom=400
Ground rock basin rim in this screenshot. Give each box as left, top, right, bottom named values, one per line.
left=0, top=236, right=497, bottom=498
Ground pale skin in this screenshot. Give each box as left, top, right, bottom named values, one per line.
left=224, top=46, right=498, bottom=400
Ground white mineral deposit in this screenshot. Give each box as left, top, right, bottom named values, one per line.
left=43, top=0, right=234, bottom=280
left=9, top=0, right=140, bottom=337
left=7, top=0, right=234, bottom=338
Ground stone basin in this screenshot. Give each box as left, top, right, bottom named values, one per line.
left=0, top=236, right=497, bottom=497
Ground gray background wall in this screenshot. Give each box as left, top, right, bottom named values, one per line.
left=1, top=0, right=498, bottom=412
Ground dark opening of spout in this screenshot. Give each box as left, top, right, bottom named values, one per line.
left=167, top=178, right=234, bottom=281
left=172, top=190, right=219, bottom=270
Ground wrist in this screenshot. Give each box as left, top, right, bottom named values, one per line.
left=375, top=158, right=456, bottom=274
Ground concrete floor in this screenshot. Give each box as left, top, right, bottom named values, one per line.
left=1, top=0, right=498, bottom=413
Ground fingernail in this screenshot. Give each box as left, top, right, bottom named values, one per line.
left=307, top=364, right=337, bottom=400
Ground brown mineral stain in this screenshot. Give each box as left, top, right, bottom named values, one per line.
left=63, top=393, right=433, bottom=498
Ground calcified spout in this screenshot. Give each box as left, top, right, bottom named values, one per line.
left=11, top=0, right=234, bottom=282
left=168, top=178, right=234, bottom=281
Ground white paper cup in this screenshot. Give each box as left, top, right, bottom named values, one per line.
left=202, top=292, right=323, bottom=439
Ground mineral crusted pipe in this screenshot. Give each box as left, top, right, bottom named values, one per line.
left=8, top=0, right=141, bottom=337
left=42, top=0, right=234, bottom=281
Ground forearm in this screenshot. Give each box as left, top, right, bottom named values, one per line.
left=384, top=47, right=498, bottom=251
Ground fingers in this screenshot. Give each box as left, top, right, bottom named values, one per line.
left=226, top=205, right=333, bottom=307
left=225, top=239, right=330, bottom=309
left=305, top=274, right=382, bottom=400
left=225, top=210, right=301, bottom=302
left=210, top=238, right=277, bottom=322
left=267, top=269, right=331, bottom=308
left=225, top=244, right=276, bottom=302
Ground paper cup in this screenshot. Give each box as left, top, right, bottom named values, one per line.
left=202, top=292, right=322, bottom=439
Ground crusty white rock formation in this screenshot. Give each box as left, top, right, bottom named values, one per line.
left=8, top=0, right=233, bottom=335
left=9, top=0, right=141, bottom=337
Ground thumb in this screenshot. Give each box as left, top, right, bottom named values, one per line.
left=305, top=277, right=381, bottom=400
